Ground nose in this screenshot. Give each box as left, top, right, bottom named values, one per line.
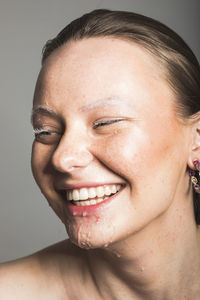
left=51, top=131, right=93, bottom=173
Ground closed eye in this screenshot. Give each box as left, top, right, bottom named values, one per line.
left=33, top=128, right=55, bottom=136
left=33, top=128, right=61, bottom=144
left=93, top=118, right=125, bottom=129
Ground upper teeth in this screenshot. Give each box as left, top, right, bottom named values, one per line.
left=66, top=184, right=121, bottom=201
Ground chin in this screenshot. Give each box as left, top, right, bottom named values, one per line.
left=64, top=220, right=120, bottom=250
left=70, top=238, right=98, bottom=250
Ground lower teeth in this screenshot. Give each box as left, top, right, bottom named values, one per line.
left=71, top=194, right=116, bottom=206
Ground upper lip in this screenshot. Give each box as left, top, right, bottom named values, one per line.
left=57, top=182, right=126, bottom=191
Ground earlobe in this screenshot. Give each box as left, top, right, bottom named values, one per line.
left=188, top=160, right=200, bottom=193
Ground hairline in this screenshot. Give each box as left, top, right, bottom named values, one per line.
left=42, top=35, right=187, bottom=123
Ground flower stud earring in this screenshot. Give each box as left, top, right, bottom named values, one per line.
left=189, top=159, right=200, bottom=193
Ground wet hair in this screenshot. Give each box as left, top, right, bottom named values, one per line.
left=41, top=9, right=200, bottom=224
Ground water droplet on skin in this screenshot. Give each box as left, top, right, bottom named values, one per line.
left=115, top=252, right=121, bottom=258
left=109, top=238, right=113, bottom=244
left=76, top=221, right=90, bottom=249
left=95, top=216, right=100, bottom=224
left=77, top=224, right=82, bottom=247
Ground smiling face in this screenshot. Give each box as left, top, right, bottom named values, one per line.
left=31, top=37, right=192, bottom=249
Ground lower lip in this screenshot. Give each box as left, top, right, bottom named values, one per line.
left=65, top=187, right=124, bottom=217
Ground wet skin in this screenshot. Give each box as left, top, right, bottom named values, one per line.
left=0, top=36, right=200, bottom=300
left=32, top=37, right=192, bottom=251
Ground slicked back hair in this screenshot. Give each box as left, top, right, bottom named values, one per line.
left=41, top=9, right=200, bottom=224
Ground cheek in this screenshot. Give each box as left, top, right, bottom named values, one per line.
left=31, top=142, right=52, bottom=185
left=31, top=142, right=40, bottom=183
left=31, top=142, right=65, bottom=220
left=94, top=121, right=179, bottom=185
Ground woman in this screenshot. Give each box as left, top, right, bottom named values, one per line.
left=0, top=9, right=200, bottom=299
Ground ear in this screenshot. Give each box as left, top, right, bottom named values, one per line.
left=187, top=115, right=200, bottom=170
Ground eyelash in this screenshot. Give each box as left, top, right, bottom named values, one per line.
left=93, top=118, right=124, bottom=129
left=33, top=128, right=56, bottom=136
left=33, top=118, right=124, bottom=138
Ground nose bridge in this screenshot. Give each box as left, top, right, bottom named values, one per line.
left=52, top=125, right=93, bottom=173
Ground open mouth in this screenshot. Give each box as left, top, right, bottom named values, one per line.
left=65, top=184, right=123, bottom=206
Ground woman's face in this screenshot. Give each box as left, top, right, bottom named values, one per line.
left=31, top=38, right=192, bottom=249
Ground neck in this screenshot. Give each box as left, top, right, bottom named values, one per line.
left=88, top=199, right=200, bottom=299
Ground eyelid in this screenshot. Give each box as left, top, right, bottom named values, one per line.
left=33, top=122, right=61, bottom=131
left=33, top=127, right=59, bottom=136
left=93, top=118, right=125, bottom=129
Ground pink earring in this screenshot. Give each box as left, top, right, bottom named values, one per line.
left=189, top=160, right=200, bottom=193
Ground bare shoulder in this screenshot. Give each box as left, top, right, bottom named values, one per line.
left=0, top=239, right=86, bottom=299
left=0, top=251, right=46, bottom=299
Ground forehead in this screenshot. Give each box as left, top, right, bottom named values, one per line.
left=33, top=37, right=174, bottom=115
left=38, top=37, right=164, bottom=84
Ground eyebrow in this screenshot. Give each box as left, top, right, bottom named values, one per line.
left=31, top=96, right=131, bottom=123
left=31, top=105, right=61, bottom=124
left=79, top=96, right=130, bottom=111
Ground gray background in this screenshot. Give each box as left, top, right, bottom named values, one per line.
left=0, top=0, right=199, bottom=263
